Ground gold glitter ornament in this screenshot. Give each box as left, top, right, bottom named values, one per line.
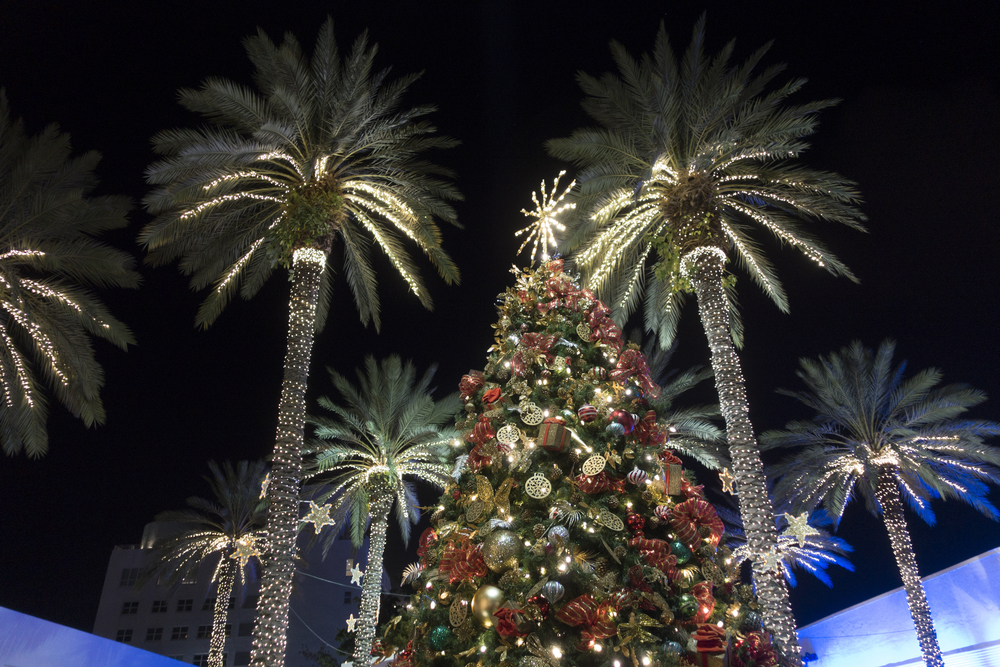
left=521, top=403, right=544, bottom=426
left=581, top=454, right=606, bottom=476
left=524, top=473, right=552, bottom=499
left=576, top=322, right=593, bottom=340
left=499, top=569, right=521, bottom=590
left=471, top=585, right=505, bottom=626
left=482, top=530, right=523, bottom=572
left=454, top=619, right=477, bottom=642
left=497, top=424, right=521, bottom=445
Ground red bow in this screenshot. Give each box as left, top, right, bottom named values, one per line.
left=493, top=607, right=527, bottom=637
left=611, top=349, right=661, bottom=399
left=693, top=624, right=725, bottom=652
left=635, top=410, right=666, bottom=446
left=576, top=471, right=626, bottom=494
left=691, top=581, right=715, bottom=623
left=482, top=387, right=502, bottom=404
left=670, top=498, right=725, bottom=548
left=588, top=302, right=623, bottom=353
left=416, top=528, right=438, bottom=564
left=459, top=371, right=484, bottom=400
left=465, top=415, right=495, bottom=445
left=555, top=595, right=617, bottom=641
left=629, top=535, right=678, bottom=579
left=438, top=538, right=487, bottom=584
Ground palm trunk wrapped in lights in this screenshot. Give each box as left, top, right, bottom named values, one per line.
left=251, top=246, right=327, bottom=667
left=683, top=246, right=802, bottom=666
left=209, top=550, right=238, bottom=667
left=875, top=467, right=944, bottom=667
left=353, top=488, right=393, bottom=667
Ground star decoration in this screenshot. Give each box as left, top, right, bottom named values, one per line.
left=757, top=548, right=783, bottom=572
left=515, top=170, right=576, bottom=263
left=783, top=512, right=821, bottom=546
left=350, top=563, right=364, bottom=585
left=303, top=500, right=336, bottom=534
left=346, top=614, right=357, bottom=632
left=719, top=468, right=736, bottom=494
left=231, top=537, right=260, bottom=568
left=259, top=473, right=270, bottom=500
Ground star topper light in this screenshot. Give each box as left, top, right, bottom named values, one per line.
left=783, top=512, right=821, bottom=546
left=515, top=170, right=576, bottom=263
left=231, top=537, right=260, bottom=568
left=303, top=500, right=336, bottom=534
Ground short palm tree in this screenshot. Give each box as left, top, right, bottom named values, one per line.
left=547, top=19, right=867, bottom=661
left=306, top=355, right=459, bottom=667
left=140, top=19, right=461, bottom=665
left=0, top=90, right=137, bottom=457
left=142, top=460, right=268, bottom=667
left=762, top=340, right=1000, bottom=667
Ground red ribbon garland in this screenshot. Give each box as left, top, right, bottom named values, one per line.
left=555, top=594, right=617, bottom=641
left=693, top=624, right=725, bottom=653
left=437, top=538, right=487, bottom=584
left=576, top=471, right=626, bottom=494
left=691, top=581, right=715, bottom=624
left=635, top=410, right=666, bottom=446
left=670, top=498, right=725, bottom=548
left=611, top=349, right=662, bottom=399
left=416, top=528, right=438, bottom=565
left=629, top=535, right=679, bottom=580
left=465, top=415, right=495, bottom=445
left=493, top=607, right=527, bottom=638
left=587, top=302, right=624, bottom=353
left=458, top=371, right=484, bottom=400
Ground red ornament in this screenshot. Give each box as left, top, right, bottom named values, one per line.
left=577, top=404, right=598, bottom=422
left=525, top=595, right=550, bottom=618
left=609, top=409, right=635, bottom=434
left=626, top=513, right=646, bottom=532
left=483, top=387, right=502, bottom=404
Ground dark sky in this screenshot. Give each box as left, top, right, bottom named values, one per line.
left=1, top=0, right=998, bottom=638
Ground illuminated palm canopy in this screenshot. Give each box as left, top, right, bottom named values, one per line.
left=547, top=16, right=866, bottom=345
left=764, top=340, right=1000, bottom=525
left=0, top=91, right=138, bottom=457
left=141, top=17, right=461, bottom=331
left=307, top=355, right=460, bottom=548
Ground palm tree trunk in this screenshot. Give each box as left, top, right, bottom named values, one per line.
left=353, top=490, right=393, bottom=667
left=209, top=551, right=238, bottom=667
left=683, top=247, right=802, bottom=666
left=251, top=247, right=327, bottom=667
left=875, top=466, right=944, bottom=667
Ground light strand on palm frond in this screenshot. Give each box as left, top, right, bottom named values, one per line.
left=257, top=152, right=305, bottom=178
left=180, top=193, right=285, bottom=220
left=2, top=304, right=68, bottom=385
left=351, top=210, right=422, bottom=297
left=217, top=238, right=267, bottom=293
left=724, top=200, right=826, bottom=266
left=20, top=279, right=111, bottom=329
left=0, top=325, right=39, bottom=405
left=204, top=171, right=288, bottom=190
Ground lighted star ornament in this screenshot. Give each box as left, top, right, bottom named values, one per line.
left=349, top=563, right=364, bottom=585
left=346, top=614, right=358, bottom=632
left=719, top=467, right=736, bottom=494
left=231, top=537, right=260, bottom=568
left=515, top=170, right=576, bottom=263
left=758, top=547, right=783, bottom=573
left=259, top=472, right=270, bottom=500
left=783, top=512, right=821, bottom=546
left=303, top=500, right=336, bottom=534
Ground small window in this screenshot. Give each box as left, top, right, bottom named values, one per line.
left=192, top=655, right=210, bottom=667
left=343, top=591, right=352, bottom=605
left=228, top=596, right=235, bottom=609
left=177, top=599, right=193, bottom=612
left=121, top=601, right=139, bottom=615
left=182, top=569, right=197, bottom=585
left=202, top=597, right=216, bottom=611
left=120, top=568, right=139, bottom=587
left=171, top=626, right=189, bottom=641
left=115, top=629, right=133, bottom=643
left=238, top=622, right=253, bottom=637
left=234, top=651, right=251, bottom=666
left=345, top=559, right=353, bottom=576
left=241, top=594, right=258, bottom=610
left=152, top=600, right=168, bottom=613
left=225, top=624, right=232, bottom=638
left=146, top=627, right=163, bottom=641
left=197, top=625, right=211, bottom=640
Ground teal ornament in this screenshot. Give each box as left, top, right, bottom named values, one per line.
left=740, top=610, right=762, bottom=632
left=663, top=641, right=684, bottom=655
left=606, top=422, right=626, bottom=438
left=428, top=625, right=452, bottom=651
left=670, top=540, right=691, bottom=565
left=677, top=593, right=698, bottom=618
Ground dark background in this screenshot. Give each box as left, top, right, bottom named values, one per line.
left=1, top=0, right=998, bottom=639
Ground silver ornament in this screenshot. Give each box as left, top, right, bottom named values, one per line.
left=541, top=580, right=565, bottom=603
left=548, top=525, right=570, bottom=546
left=482, top=529, right=522, bottom=572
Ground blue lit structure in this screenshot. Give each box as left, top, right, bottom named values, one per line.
left=797, top=548, right=1000, bottom=667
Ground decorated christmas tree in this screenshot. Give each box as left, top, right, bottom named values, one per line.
left=379, top=259, right=786, bottom=667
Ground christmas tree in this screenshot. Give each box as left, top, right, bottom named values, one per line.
left=380, top=260, right=784, bottom=667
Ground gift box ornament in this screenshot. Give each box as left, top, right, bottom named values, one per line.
left=666, top=463, right=683, bottom=495
left=540, top=422, right=568, bottom=452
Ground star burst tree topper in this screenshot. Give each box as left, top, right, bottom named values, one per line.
left=303, top=500, right=336, bottom=534
left=515, top=170, right=576, bottom=263
left=231, top=537, right=260, bottom=568
left=783, top=512, right=821, bottom=546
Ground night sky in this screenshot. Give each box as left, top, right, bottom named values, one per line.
left=2, top=0, right=998, bottom=640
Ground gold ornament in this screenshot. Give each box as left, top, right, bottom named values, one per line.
left=719, top=467, right=736, bottom=494
left=482, top=529, right=523, bottom=572
left=525, top=473, right=552, bottom=499
left=471, top=585, right=505, bottom=626
left=455, top=619, right=477, bottom=642
left=521, top=403, right=544, bottom=426
left=576, top=322, right=593, bottom=340
left=497, top=424, right=521, bottom=445
left=595, top=508, right=624, bottom=531
left=581, top=454, right=606, bottom=476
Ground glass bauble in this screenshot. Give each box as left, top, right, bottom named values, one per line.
left=670, top=540, right=692, bottom=564
left=482, top=529, right=522, bottom=572
left=541, top=580, right=565, bottom=603
left=677, top=593, right=698, bottom=618
left=428, top=625, right=452, bottom=650
left=471, top=585, right=505, bottom=626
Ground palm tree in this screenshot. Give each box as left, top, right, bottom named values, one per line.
left=142, top=460, right=268, bottom=667
left=762, top=340, right=1000, bottom=667
left=139, top=19, right=461, bottom=665
left=546, top=18, right=867, bottom=661
left=0, top=90, right=138, bottom=457
left=306, top=355, right=459, bottom=667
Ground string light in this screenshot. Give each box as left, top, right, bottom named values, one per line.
left=515, top=170, right=576, bottom=263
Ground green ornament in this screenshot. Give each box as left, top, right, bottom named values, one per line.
left=670, top=540, right=691, bottom=565
left=428, top=624, right=452, bottom=651
left=677, top=593, right=698, bottom=618
left=740, top=610, right=763, bottom=632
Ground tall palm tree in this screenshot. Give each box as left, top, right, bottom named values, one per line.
left=306, top=355, right=459, bottom=667
left=0, top=90, right=138, bottom=457
left=546, top=18, right=867, bottom=661
left=762, top=340, right=1000, bottom=667
left=142, top=460, right=268, bottom=667
left=140, top=19, right=461, bottom=665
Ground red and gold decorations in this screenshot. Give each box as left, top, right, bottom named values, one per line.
left=615, top=612, right=662, bottom=650
left=693, top=624, right=726, bottom=666
left=416, top=528, right=438, bottom=566
left=540, top=421, right=568, bottom=452
left=577, top=404, right=598, bottom=422
left=733, top=632, right=779, bottom=667
left=587, top=302, right=623, bottom=353
left=611, top=348, right=661, bottom=399
left=665, top=463, right=684, bottom=496
left=459, top=371, right=484, bottom=400
left=690, top=581, right=716, bottom=623
left=629, top=535, right=677, bottom=576
left=438, top=538, right=488, bottom=584
left=670, top=498, right=725, bottom=548
left=482, top=387, right=502, bottom=404
left=635, top=410, right=667, bottom=446
left=577, top=470, right=625, bottom=495
left=524, top=595, right=550, bottom=620
left=555, top=594, right=617, bottom=641
left=493, top=607, right=528, bottom=638
left=626, top=513, right=646, bottom=533
left=609, top=409, right=636, bottom=434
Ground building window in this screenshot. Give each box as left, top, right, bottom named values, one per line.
left=120, top=568, right=139, bottom=587
left=234, top=651, right=251, bottom=666
left=197, top=625, right=211, bottom=640
left=152, top=600, right=168, bottom=613
left=343, top=591, right=352, bottom=605
left=237, top=622, right=253, bottom=637
left=171, top=626, right=189, bottom=641
left=146, top=627, right=163, bottom=641
left=121, top=601, right=139, bottom=615
left=345, top=559, right=353, bottom=576
left=182, top=569, right=197, bottom=584
left=202, top=597, right=216, bottom=611
left=192, top=655, right=210, bottom=667
left=225, top=624, right=231, bottom=638
left=115, top=629, right=133, bottom=643
left=241, top=594, right=258, bottom=610
left=228, top=596, right=235, bottom=609
left=177, top=599, right=193, bottom=612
